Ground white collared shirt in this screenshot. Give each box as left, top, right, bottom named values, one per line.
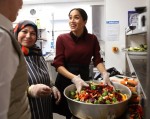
left=0, top=13, right=19, bottom=119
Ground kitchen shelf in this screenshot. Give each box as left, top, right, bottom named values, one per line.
left=128, top=55, right=147, bottom=59
left=128, top=51, right=147, bottom=55
left=128, top=51, right=147, bottom=59
left=126, top=29, right=146, bottom=35
left=125, top=27, right=147, bottom=60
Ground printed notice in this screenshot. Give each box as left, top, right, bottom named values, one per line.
left=106, top=21, right=119, bottom=41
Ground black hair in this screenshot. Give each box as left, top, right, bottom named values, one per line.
left=68, top=8, right=88, bottom=21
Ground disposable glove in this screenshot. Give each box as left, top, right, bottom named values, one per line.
left=28, top=84, right=52, bottom=97
left=72, top=75, right=89, bottom=92
left=102, top=72, right=113, bottom=87
left=52, top=86, right=61, bottom=104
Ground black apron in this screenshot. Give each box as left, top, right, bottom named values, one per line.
left=52, top=64, right=90, bottom=118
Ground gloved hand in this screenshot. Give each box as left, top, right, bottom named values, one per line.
left=101, top=72, right=113, bottom=87
left=28, top=84, right=52, bottom=97
left=72, top=76, right=89, bottom=92
left=52, top=86, right=61, bottom=104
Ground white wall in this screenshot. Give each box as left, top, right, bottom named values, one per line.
left=92, top=5, right=105, bottom=59
left=23, top=0, right=103, bottom=5
left=15, top=3, right=93, bottom=55
left=104, top=0, right=146, bottom=73
left=15, top=0, right=147, bottom=73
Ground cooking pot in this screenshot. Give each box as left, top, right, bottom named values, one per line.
left=64, top=81, right=132, bottom=119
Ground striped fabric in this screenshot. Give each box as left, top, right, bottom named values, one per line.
left=25, top=55, right=53, bottom=119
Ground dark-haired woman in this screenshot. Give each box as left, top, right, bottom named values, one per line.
left=52, top=8, right=111, bottom=119
left=14, top=20, right=61, bottom=119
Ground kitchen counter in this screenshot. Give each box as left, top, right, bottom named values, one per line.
left=127, top=54, right=147, bottom=98
left=44, top=56, right=55, bottom=61
left=129, top=57, right=147, bottom=92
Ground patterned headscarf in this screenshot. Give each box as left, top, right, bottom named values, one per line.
left=14, top=20, right=38, bottom=39
left=14, top=20, right=42, bottom=56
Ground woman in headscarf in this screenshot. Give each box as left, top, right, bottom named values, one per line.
left=14, top=20, right=61, bottom=119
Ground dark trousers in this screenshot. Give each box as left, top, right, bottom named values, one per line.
left=52, top=64, right=90, bottom=119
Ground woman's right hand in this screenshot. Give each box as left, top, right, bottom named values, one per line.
left=102, top=72, right=114, bottom=88
left=71, top=76, right=89, bottom=92
left=28, top=84, right=52, bottom=97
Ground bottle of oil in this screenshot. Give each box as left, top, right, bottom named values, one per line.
left=36, top=19, right=40, bottom=29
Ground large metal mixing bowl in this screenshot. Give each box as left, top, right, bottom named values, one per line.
left=64, top=81, right=131, bottom=119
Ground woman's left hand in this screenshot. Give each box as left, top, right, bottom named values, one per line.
left=52, top=86, right=61, bottom=104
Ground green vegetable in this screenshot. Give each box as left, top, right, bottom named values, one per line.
left=98, top=96, right=103, bottom=102
left=102, top=91, right=108, bottom=96
left=70, top=91, right=75, bottom=95
left=74, top=98, right=79, bottom=101
left=144, top=44, right=147, bottom=49
left=114, top=89, right=120, bottom=93
left=128, top=44, right=147, bottom=52
left=106, top=100, right=111, bottom=104
left=86, top=100, right=92, bottom=104
left=91, top=85, right=96, bottom=90
left=94, top=100, right=99, bottom=104
left=112, top=97, right=117, bottom=102
left=70, top=91, right=76, bottom=99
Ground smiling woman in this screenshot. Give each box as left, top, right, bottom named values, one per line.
left=51, top=8, right=111, bottom=119
left=13, top=20, right=61, bottom=119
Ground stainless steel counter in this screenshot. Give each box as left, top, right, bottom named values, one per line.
left=129, top=58, right=147, bottom=92
left=126, top=54, right=147, bottom=96
left=126, top=54, right=147, bottom=114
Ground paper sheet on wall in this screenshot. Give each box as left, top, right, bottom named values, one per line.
left=106, top=21, right=120, bottom=41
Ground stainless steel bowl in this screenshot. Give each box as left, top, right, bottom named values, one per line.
left=64, top=81, right=131, bottom=119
